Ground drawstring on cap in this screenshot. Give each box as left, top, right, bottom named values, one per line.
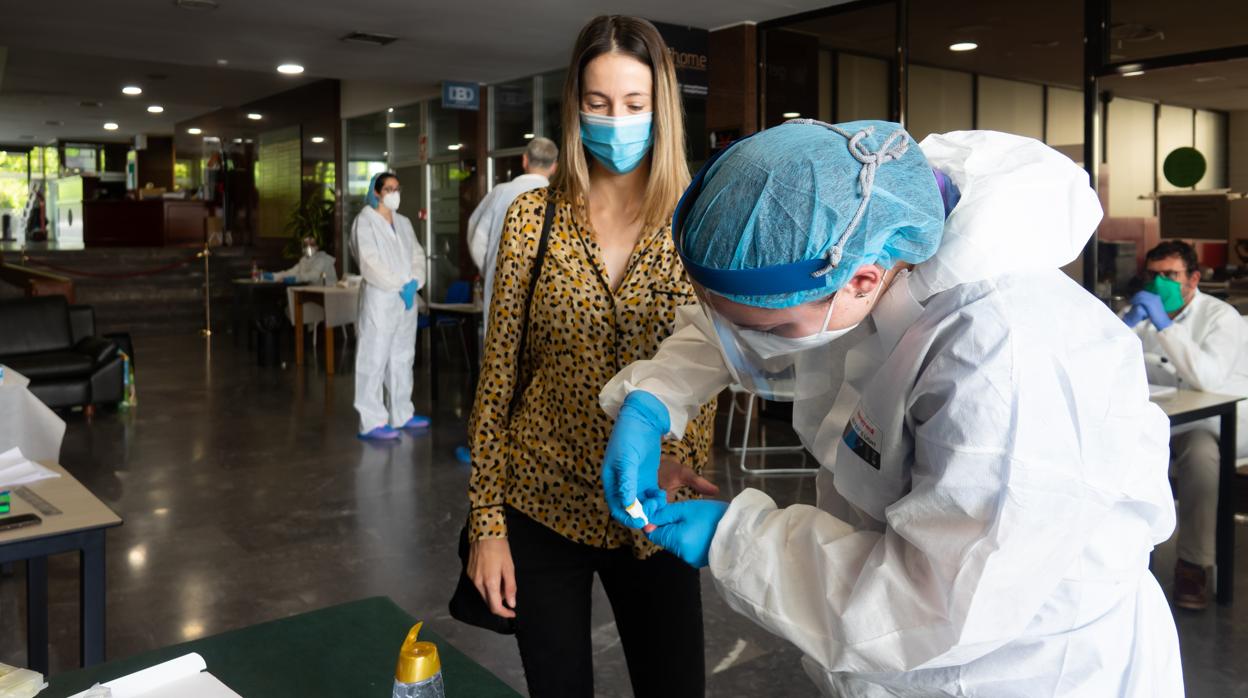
left=783, top=118, right=910, bottom=278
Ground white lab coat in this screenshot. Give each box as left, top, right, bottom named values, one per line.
left=1131, top=289, right=1248, bottom=455
left=467, top=173, right=548, bottom=331
left=350, top=205, right=427, bottom=432
left=600, top=131, right=1182, bottom=696
left=280, top=251, right=338, bottom=327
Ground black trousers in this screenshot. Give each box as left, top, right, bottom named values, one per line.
left=506, top=507, right=706, bottom=698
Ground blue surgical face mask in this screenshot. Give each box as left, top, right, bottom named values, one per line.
left=580, top=112, right=653, bottom=175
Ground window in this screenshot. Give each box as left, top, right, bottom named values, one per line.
left=0, top=151, right=31, bottom=212
left=492, top=78, right=534, bottom=151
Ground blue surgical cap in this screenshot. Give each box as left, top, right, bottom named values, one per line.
left=679, top=120, right=946, bottom=308
left=365, top=172, right=383, bottom=208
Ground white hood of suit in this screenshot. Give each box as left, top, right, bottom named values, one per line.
left=912, top=130, right=1102, bottom=301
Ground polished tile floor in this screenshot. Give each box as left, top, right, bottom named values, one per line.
left=2, top=332, right=1246, bottom=696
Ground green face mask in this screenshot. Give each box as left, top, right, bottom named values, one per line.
left=1144, top=274, right=1185, bottom=314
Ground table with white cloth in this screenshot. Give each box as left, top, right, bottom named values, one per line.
left=0, top=366, right=65, bottom=463
left=289, top=285, right=359, bottom=376
left=1151, top=388, right=1243, bottom=606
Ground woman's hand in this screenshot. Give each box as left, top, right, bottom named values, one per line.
left=468, top=537, right=516, bottom=619
left=657, top=455, right=719, bottom=497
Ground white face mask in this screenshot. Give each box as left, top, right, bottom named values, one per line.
left=303, top=245, right=316, bottom=258
left=738, top=295, right=859, bottom=360
left=382, top=191, right=400, bottom=211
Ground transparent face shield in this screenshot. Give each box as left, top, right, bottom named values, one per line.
left=694, top=285, right=843, bottom=403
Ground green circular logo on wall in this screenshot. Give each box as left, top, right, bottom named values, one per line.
left=1163, top=147, right=1207, bottom=188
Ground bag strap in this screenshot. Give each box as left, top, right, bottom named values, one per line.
left=507, top=187, right=556, bottom=417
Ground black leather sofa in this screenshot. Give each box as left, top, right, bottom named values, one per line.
left=0, top=296, right=125, bottom=410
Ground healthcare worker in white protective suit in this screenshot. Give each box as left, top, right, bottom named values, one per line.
left=351, top=172, right=429, bottom=441
left=599, top=120, right=1183, bottom=696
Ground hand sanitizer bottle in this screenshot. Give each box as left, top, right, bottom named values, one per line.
left=392, top=622, right=445, bottom=698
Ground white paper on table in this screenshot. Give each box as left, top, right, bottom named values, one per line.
left=1149, top=384, right=1178, bottom=399
left=67, top=654, right=241, bottom=698
left=0, top=447, right=60, bottom=488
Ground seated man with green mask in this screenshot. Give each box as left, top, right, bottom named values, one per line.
left=1124, top=239, right=1248, bottom=609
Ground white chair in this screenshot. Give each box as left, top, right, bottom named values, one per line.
left=723, top=384, right=817, bottom=476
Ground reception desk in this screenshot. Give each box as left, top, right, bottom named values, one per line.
left=82, top=200, right=211, bottom=247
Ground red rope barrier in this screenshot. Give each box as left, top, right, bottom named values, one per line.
left=19, top=252, right=202, bottom=280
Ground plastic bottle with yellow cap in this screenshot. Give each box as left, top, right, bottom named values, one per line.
left=392, top=622, right=445, bottom=698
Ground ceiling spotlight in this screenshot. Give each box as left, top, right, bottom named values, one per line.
left=216, top=58, right=229, bottom=66
left=147, top=105, right=164, bottom=114
left=523, top=133, right=535, bottom=139
left=1123, top=70, right=1145, bottom=77
left=387, top=107, right=394, bottom=113
left=247, top=113, right=263, bottom=120
left=233, top=138, right=243, bottom=144
left=782, top=112, right=801, bottom=119
left=949, top=42, right=978, bottom=52
left=277, top=63, right=305, bottom=75
left=311, top=136, right=325, bottom=144
left=447, top=143, right=463, bottom=151
left=122, top=85, right=143, bottom=96
left=103, top=122, right=119, bottom=131
left=187, top=127, right=202, bottom=135
left=388, top=122, right=407, bottom=129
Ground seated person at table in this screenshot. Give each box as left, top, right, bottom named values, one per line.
left=264, top=236, right=338, bottom=285
left=1123, top=239, right=1248, bottom=609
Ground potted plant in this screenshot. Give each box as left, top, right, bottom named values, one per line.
left=283, top=187, right=336, bottom=258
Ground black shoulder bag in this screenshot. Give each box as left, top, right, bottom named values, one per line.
left=449, top=189, right=556, bottom=635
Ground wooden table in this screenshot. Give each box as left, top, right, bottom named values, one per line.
left=1151, top=389, right=1243, bottom=605
left=0, top=462, right=122, bottom=673
left=44, top=597, right=520, bottom=698
left=427, top=301, right=484, bottom=402
left=291, top=286, right=359, bottom=376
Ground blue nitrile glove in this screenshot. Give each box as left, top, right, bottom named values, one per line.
left=1121, top=302, right=1148, bottom=328
left=261, top=272, right=275, bottom=281
left=602, top=390, right=670, bottom=528
left=643, top=493, right=730, bottom=569
left=1129, top=290, right=1172, bottom=331
left=399, top=280, right=417, bottom=311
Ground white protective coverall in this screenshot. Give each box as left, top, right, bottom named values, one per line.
left=350, top=205, right=427, bottom=432
left=467, top=172, right=548, bottom=332
left=600, top=131, right=1182, bottom=696
left=280, top=251, right=339, bottom=327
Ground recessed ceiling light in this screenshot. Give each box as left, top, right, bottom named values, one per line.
left=949, top=42, right=978, bottom=52
left=311, top=136, right=325, bottom=143
left=388, top=122, right=407, bottom=129
left=187, top=127, right=202, bottom=135
left=523, top=133, right=535, bottom=139
left=1194, top=75, right=1226, bottom=83
left=247, top=113, right=262, bottom=120
left=387, top=108, right=394, bottom=113
left=277, top=63, right=304, bottom=75
left=122, top=85, right=143, bottom=96
left=233, top=138, right=243, bottom=144
left=147, top=105, right=164, bottom=114
left=1123, top=70, right=1145, bottom=77
left=45, top=120, right=63, bottom=126
left=782, top=112, right=801, bottom=119
left=216, top=58, right=229, bottom=66
left=448, top=143, right=463, bottom=151
left=103, top=122, right=119, bottom=131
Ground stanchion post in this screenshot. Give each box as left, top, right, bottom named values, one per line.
left=199, top=242, right=212, bottom=337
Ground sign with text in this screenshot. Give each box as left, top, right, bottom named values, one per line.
left=650, top=21, right=709, bottom=98
left=442, top=81, right=480, bottom=111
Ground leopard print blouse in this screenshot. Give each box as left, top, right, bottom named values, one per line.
left=467, top=188, right=716, bottom=558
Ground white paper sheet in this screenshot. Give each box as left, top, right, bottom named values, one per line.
left=66, top=654, right=242, bottom=698
left=0, top=447, right=60, bottom=488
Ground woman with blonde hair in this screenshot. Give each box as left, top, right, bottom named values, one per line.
left=465, top=14, right=716, bottom=697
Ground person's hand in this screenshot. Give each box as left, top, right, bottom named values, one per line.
left=657, top=455, right=719, bottom=498
left=602, top=391, right=670, bottom=528
left=1121, top=302, right=1147, bottom=328
left=398, top=280, right=417, bottom=311
left=1129, top=290, right=1172, bottom=331
left=467, top=537, right=516, bottom=619
left=642, top=495, right=730, bottom=568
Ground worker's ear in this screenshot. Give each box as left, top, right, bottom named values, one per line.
left=843, top=264, right=885, bottom=299
left=521, top=154, right=530, bottom=170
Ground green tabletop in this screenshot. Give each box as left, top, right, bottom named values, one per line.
left=44, top=597, right=520, bottom=698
